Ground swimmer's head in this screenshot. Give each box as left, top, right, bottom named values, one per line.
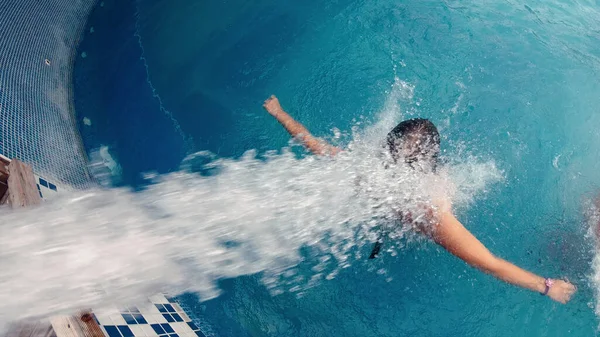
left=386, top=118, right=440, bottom=172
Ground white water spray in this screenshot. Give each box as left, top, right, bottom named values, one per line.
left=0, top=79, right=501, bottom=327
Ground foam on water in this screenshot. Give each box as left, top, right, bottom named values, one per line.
left=88, top=145, right=123, bottom=187
left=0, top=79, right=501, bottom=327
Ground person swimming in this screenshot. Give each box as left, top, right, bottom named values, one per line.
left=263, top=95, right=576, bottom=304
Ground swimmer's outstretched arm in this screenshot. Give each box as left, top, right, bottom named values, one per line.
left=263, top=95, right=341, bottom=156
left=433, top=211, right=577, bottom=304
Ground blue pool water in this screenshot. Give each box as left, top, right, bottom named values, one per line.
left=74, top=0, right=600, bottom=335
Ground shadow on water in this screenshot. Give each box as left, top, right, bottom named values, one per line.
left=74, top=0, right=187, bottom=186
left=172, top=91, right=234, bottom=154
left=136, top=9, right=303, bottom=157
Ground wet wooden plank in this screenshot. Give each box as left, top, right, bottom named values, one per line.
left=73, top=312, right=105, bottom=337
left=5, top=159, right=41, bottom=208
left=47, top=312, right=105, bottom=337
left=48, top=317, right=80, bottom=337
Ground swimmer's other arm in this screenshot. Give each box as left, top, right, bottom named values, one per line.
left=433, top=211, right=577, bottom=304
left=263, top=95, right=341, bottom=156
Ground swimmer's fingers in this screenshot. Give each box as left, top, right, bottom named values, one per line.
left=561, top=280, right=577, bottom=303
left=563, top=277, right=577, bottom=293
left=263, top=95, right=282, bottom=116
left=263, top=95, right=276, bottom=105
left=548, top=279, right=577, bottom=304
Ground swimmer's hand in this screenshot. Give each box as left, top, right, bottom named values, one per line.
left=547, top=279, right=577, bottom=304
left=263, top=95, right=283, bottom=116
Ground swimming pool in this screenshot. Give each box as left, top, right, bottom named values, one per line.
left=74, top=0, right=600, bottom=335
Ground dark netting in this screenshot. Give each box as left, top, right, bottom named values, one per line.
left=0, top=0, right=97, bottom=188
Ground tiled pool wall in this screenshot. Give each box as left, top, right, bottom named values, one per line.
left=94, top=294, right=207, bottom=337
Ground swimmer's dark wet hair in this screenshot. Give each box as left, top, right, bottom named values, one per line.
left=386, top=118, right=441, bottom=172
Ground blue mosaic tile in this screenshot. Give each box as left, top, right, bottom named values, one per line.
left=187, top=322, right=199, bottom=331
left=48, top=183, right=57, bottom=191
left=104, top=326, right=121, bottom=337
left=163, top=304, right=175, bottom=313
left=163, top=314, right=175, bottom=323
left=133, top=313, right=147, bottom=324
left=161, top=324, right=174, bottom=334
left=151, top=324, right=165, bottom=335
left=156, top=304, right=167, bottom=313
left=122, top=314, right=136, bottom=325
left=39, top=178, right=48, bottom=187
left=172, top=313, right=183, bottom=322
left=117, top=325, right=134, bottom=337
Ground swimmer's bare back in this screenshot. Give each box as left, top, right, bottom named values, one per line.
left=263, top=94, right=576, bottom=304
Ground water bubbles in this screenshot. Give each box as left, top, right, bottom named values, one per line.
left=88, top=145, right=122, bottom=187
left=552, top=154, right=564, bottom=170
left=332, top=127, right=341, bottom=140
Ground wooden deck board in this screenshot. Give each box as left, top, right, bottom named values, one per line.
left=49, top=313, right=104, bottom=337
left=6, top=159, right=41, bottom=208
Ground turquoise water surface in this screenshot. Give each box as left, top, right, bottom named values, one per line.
left=74, top=0, right=600, bottom=335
